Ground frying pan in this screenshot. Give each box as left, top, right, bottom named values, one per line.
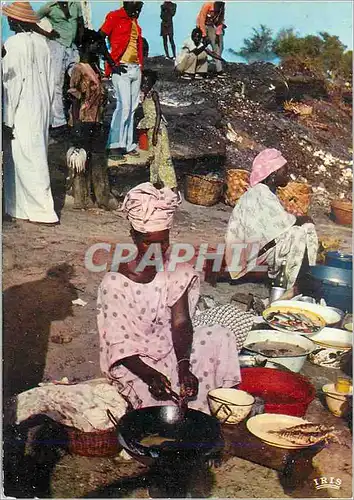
left=108, top=406, right=224, bottom=467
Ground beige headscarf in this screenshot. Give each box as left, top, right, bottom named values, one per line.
left=122, top=183, right=181, bottom=233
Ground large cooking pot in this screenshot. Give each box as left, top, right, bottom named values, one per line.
left=303, top=265, right=352, bottom=313
left=108, top=406, right=224, bottom=467
left=325, top=251, right=353, bottom=270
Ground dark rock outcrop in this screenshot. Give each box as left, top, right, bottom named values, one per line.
left=143, top=57, right=351, bottom=202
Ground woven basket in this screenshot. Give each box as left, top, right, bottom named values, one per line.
left=184, top=174, right=223, bottom=206
left=277, top=182, right=311, bottom=216
left=64, top=425, right=121, bottom=457
left=331, top=199, right=352, bottom=226
left=224, top=169, right=249, bottom=207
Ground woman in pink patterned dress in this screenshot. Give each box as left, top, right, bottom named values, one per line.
left=97, top=183, right=241, bottom=413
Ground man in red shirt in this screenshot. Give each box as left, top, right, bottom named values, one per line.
left=100, top=2, right=144, bottom=160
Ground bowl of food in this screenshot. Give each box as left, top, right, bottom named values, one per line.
left=322, top=383, right=352, bottom=417
left=272, top=300, right=342, bottom=327
left=263, top=305, right=325, bottom=335
left=308, top=348, right=345, bottom=369
left=207, top=388, right=255, bottom=425
left=310, top=327, right=352, bottom=351
left=247, top=413, right=338, bottom=449
left=343, top=315, right=353, bottom=332
left=326, top=307, right=345, bottom=327
left=243, top=330, right=315, bottom=372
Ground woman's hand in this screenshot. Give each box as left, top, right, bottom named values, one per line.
left=119, top=355, right=171, bottom=401
left=145, top=370, right=172, bottom=400
left=178, top=365, right=199, bottom=398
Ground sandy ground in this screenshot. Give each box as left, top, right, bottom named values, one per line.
left=2, top=191, right=352, bottom=498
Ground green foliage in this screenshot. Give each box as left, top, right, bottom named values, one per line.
left=237, top=24, right=275, bottom=60
left=340, top=50, right=353, bottom=80
left=236, top=25, right=352, bottom=79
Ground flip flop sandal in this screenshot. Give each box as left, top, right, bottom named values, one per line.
left=125, top=150, right=140, bottom=157
left=108, top=154, right=127, bottom=162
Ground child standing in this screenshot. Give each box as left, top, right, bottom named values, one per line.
left=66, top=29, right=109, bottom=209
left=137, top=70, right=177, bottom=190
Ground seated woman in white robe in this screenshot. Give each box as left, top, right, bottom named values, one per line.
left=223, top=149, right=318, bottom=290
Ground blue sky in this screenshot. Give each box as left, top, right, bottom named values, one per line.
left=2, top=1, right=353, bottom=61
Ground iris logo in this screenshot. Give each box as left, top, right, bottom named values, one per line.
left=313, top=477, right=342, bottom=490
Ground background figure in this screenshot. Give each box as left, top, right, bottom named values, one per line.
left=197, top=1, right=226, bottom=76
left=137, top=70, right=177, bottom=189
left=175, top=28, right=224, bottom=80
left=37, top=0, right=84, bottom=132
left=160, top=1, right=177, bottom=59
left=2, top=2, right=58, bottom=225
left=100, top=1, right=144, bottom=161
left=66, top=29, right=110, bottom=209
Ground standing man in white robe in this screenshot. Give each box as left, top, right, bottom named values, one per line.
left=2, top=1, right=59, bottom=225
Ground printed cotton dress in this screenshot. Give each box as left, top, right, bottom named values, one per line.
left=97, top=263, right=241, bottom=413
left=137, top=95, right=177, bottom=189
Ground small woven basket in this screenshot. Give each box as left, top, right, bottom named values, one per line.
left=64, top=425, right=121, bottom=457
left=184, top=174, right=224, bottom=206
left=331, top=199, right=352, bottom=226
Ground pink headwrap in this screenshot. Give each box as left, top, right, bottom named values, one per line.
left=249, top=148, right=287, bottom=187
left=122, top=183, right=181, bottom=233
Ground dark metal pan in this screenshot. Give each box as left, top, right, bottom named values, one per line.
left=107, top=406, right=224, bottom=467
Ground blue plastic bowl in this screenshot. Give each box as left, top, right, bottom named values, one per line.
left=307, top=265, right=352, bottom=313
left=325, top=251, right=353, bottom=271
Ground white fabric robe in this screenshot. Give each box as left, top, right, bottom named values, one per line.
left=225, top=183, right=318, bottom=287
left=2, top=32, right=59, bottom=223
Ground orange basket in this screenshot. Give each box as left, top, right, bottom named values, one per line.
left=224, top=169, right=250, bottom=207
left=331, top=199, right=352, bottom=226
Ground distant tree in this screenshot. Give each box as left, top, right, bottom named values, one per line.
left=230, top=24, right=352, bottom=80
left=273, top=28, right=351, bottom=78
left=319, top=32, right=347, bottom=74
left=341, top=50, right=353, bottom=80
left=274, top=29, right=323, bottom=59
left=237, top=24, right=275, bottom=60
left=272, top=27, right=300, bottom=56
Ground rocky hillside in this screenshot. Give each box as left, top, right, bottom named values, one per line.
left=144, top=57, right=352, bottom=210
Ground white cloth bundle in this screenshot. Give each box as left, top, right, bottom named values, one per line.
left=66, top=147, right=87, bottom=173
left=15, top=379, right=127, bottom=432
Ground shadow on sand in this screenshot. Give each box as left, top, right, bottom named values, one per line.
left=3, top=263, right=78, bottom=400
